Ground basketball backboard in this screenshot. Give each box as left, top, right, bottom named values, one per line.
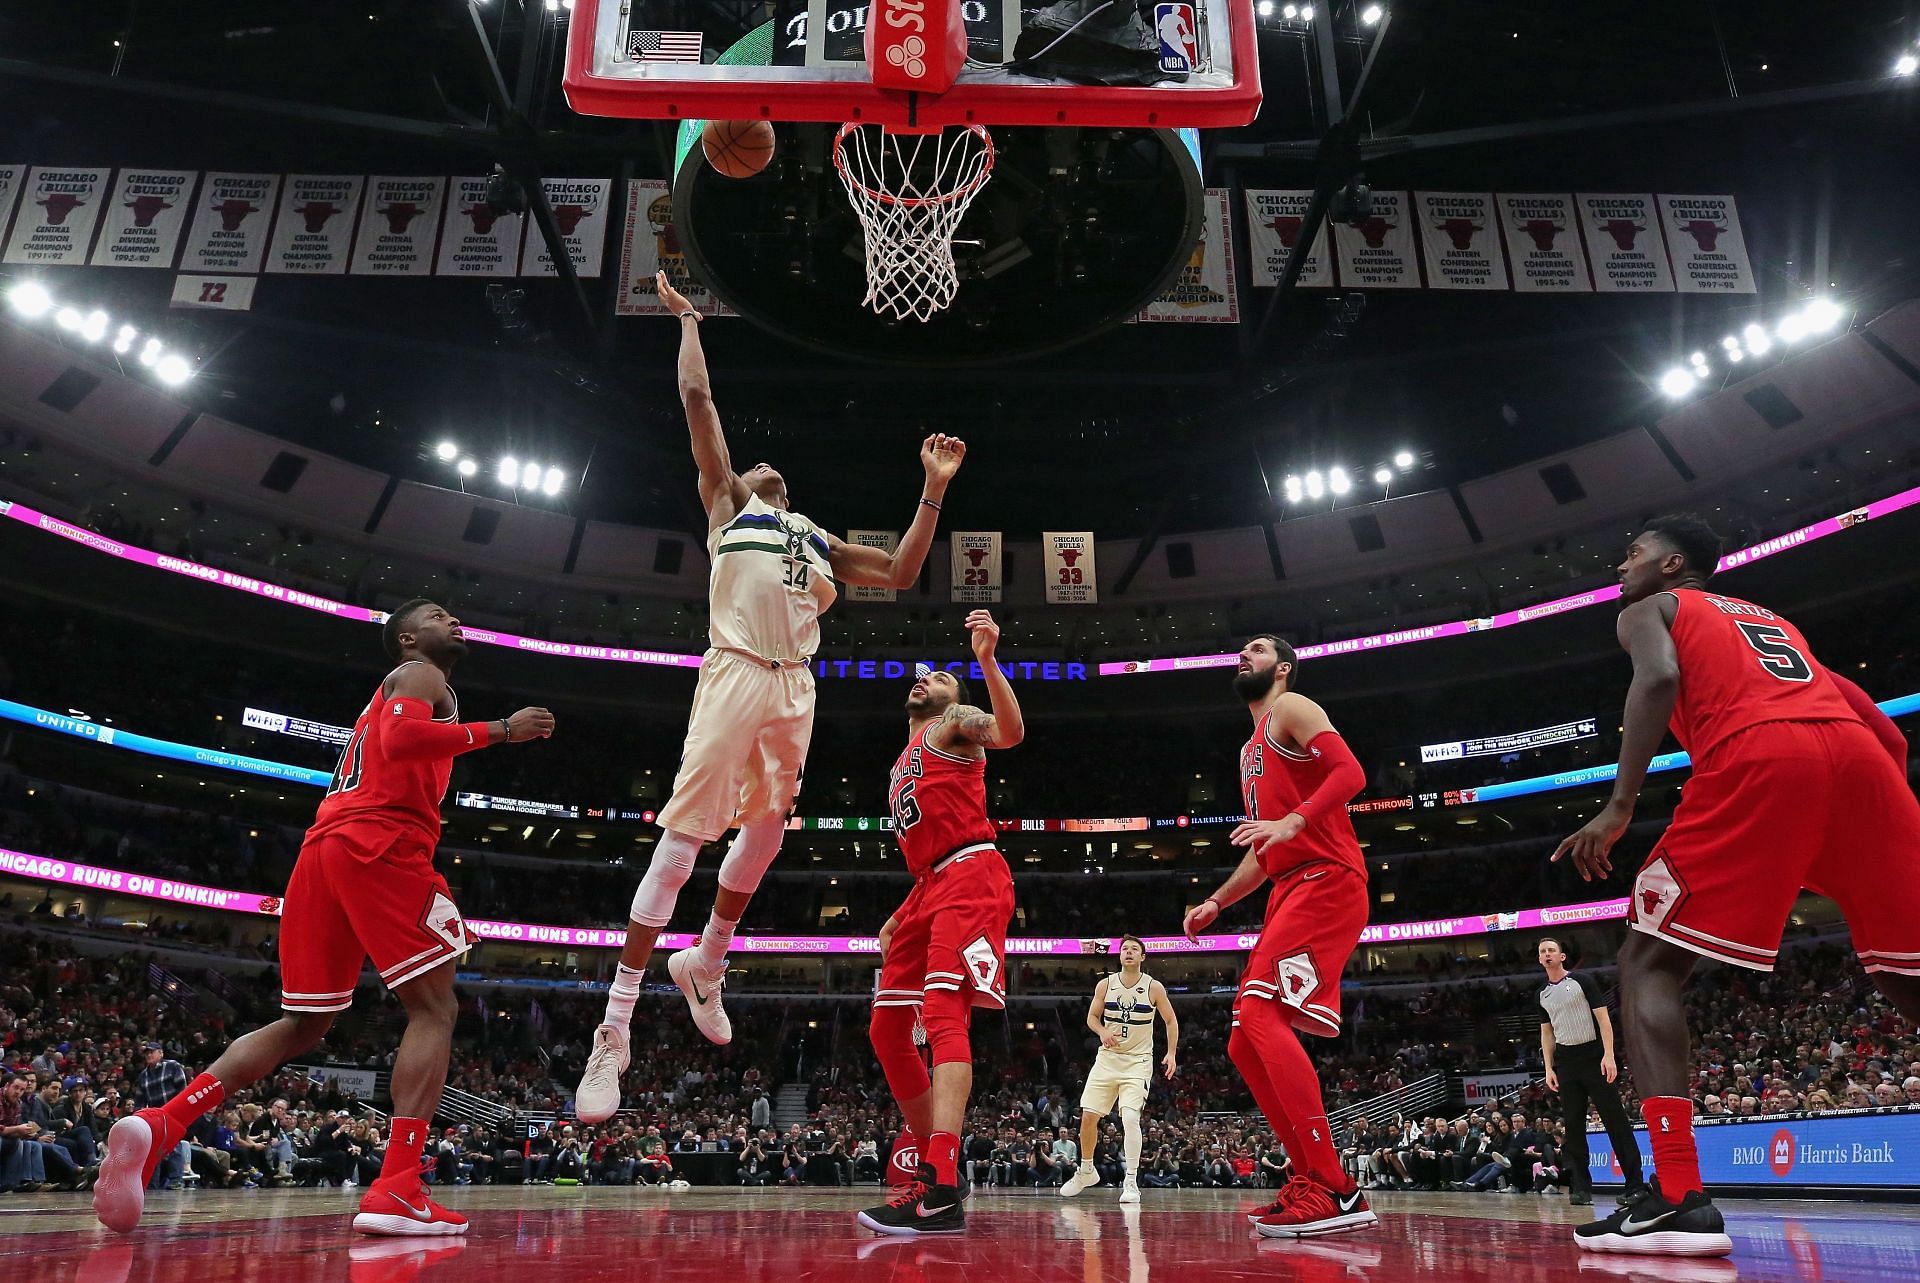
left=564, top=0, right=1260, bottom=130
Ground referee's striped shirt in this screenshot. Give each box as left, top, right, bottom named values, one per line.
left=1538, top=972, right=1605, bottom=1048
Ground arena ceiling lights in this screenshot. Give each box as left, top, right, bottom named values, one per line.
left=5, top=279, right=195, bottom=387
left=1282, top=447, right=1419, bottom=505
left=1657, top=297, right=1847, bottom=400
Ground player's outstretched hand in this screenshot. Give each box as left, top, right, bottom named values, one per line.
left=1182, top=898, right=1219, bottom=942
left=505, top=707, right=556, bottom=743
left=1230, top=814, right=1304, bottom=856
left=656, top=269, right=695, bottom=319
left=921, top=433, right=966, bottom=484
left=1550, top=799, right=1629, bottom=881
left=1161, top=1050, right=1178, bottom=1080
left=965, top=609, right=1000, bottom=661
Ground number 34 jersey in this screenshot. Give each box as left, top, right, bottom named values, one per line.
left=306, top=668, right=460, bottom=858
left=1662, top=588, right=1855, bottom=760
left=888, top=722, right=998, bottom=878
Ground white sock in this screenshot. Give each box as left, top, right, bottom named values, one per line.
left=1122, top=1110, right=1143, bottom=1179
left=695, top=910, right=738, bottom=969
left=604, top=963, right=645, bottom=1032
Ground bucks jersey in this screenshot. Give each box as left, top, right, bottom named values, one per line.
left=706, top=492, right=838, bottom=662
left=1098, top=971, right=1158, bottom=1062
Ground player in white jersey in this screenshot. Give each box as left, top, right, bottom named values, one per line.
left=575, top=272, right=966, bottom=1121
left=1060, top=935, right=1178, bottom=1203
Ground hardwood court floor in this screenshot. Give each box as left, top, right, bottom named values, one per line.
left=5, top=1185, right=1918, bottom=1283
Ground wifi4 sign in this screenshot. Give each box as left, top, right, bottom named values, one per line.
left=1154, top=4, right=1200, bottom=74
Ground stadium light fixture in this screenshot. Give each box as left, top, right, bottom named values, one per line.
left=54, top=306, right=82, bottom=332
left=1282, top=3, right=1297, bottom=17
left=1257, top=0, right=1273, bottom=14
left=1688, top=350, right=1707, bottom=368
left=1328, top=466, right=1352, bottom=496
left=1282, top=475, right=1303, bottom=503
left=1299, top=4, right=1314, bottom=18
left=1742, top=323, right=1771, bottom=356
left=1776, top=312, right=1809, bottom=343
left=1802, top=298, right=1843, bottom=332
left=542, top=468, right=565, bottom=497
left=113, top=324, right=138, bottom=354
left=1373, top=467, right=1393, bottom=486
left=1658, top=368, right=1698, bottom=398
left=7, top=281, right=53, bottom=318
left=1393, top=449, right=1414, bottom=470
left=81, top=310, right=110, bottom=343
left=138, top=338, right=163, bottom=367
left=497, top=456, right=519, bottom=486
left=457, top=458, right=478, bottom=478
left=520, top=460, right=546, bottom=489
left=434, top=441, right=459, bottom=462
left=154, top=354, right=193, bottom=386
left=1720, top=336, right=1740, bottom=351
left=1304, top=470, right=1326, bottom=499
left=1896, top=53, right=1918, bottom=77
left=1361, top=4, right=1384, bottom=25
left=1726, top=348, right=1745, bottom=363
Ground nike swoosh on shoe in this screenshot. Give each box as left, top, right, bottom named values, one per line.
left=390, top=1193, right=436, bottom=1220
left=1620, top=1209, right=1678, bottom=1233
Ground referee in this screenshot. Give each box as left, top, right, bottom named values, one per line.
left=1537, top=938, right=1644, bottom=1206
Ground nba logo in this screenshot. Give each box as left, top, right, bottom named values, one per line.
left=1155, top=3, right=1199, bottom=74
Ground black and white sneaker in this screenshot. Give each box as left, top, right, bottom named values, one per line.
left=1574, top=1179, right=1732, bottom=1257
left=857, top=1166, right=966, bottom=1236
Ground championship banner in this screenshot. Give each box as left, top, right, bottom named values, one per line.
left=1414, top=192, right=1509, bottom=291
left=1137, top=189, right=1238, bottom=323
left=950, top=531, right=1003, bottom=603
left=1244, top=189, right=1335, bottom=288
left=265, top=175, right=364, bottom=275
left=613, top=179, right=732, bottom=315
left=1497, top=193, right=1591, bottom=293
left=435, top=175, right=525, bottom=276
left=350, top=176, right=446, bottom=276
left=846, top=530, right=899, bottom=602
left=2, top=167, right=111, bottom=266
left=0, top=166, right=25, bottom=243
left=519, top=177, right=612, bottom=278
left=169, top=275, right=257, bottom=311
left=180, top=173, right=279, bottom=274
left=1330, top=190, right=1419, bottom=289
left=1576, top=193, right=1675, bottom=293
left=1658, top=193, right=1756, bottom=294
left=88, top=169, right=196, bottom=268
left=1043, top=531, right=1097, bottom=604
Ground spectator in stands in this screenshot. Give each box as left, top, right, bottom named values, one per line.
left=133, top=1042, right=191, bottom=1189
left=1140, top=1143, right=1179, bottom=1188
left=738, top=1130, right=772, bottom=1186
left=637, top=1126, right=671, bottom=1185
left=24, top=1074, right=94, bottom=1177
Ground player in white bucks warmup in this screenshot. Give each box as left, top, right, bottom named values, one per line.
left=1060, top=935, right=1178, bottom=1202
left=575, top=272, right=966, bottom=1121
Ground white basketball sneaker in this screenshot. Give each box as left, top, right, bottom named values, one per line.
left=574, top=1023, right=630, bottom=1123
left=668, top=948, right=733, bottom=1044
left=1059, top=1165, right=1101, bottom=1198
left=1119, top=1179, right=1141, bottom=1204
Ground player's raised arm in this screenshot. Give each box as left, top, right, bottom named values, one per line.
left=381, top=662, right=553, bottom=761
left=825, top=434, right=965, bottom=588
left=938, top=611, right=1024, bottom=750
left=658, top=270, right=748, bottom=525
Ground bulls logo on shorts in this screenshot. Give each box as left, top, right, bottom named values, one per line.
left=962, top=937, right=1001, bottom=991
left=1631, top=857, right=1683, bottom=930
left=421, top=891, right=467, bottom=951
left=1274, top=951, right=1320, bottom=1010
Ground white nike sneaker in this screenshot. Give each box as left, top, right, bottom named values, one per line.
left=668, top=948, right=732, bottom=1044
left=573, top=1023, right=630, bottom=1123
left=1059, top=1166, right=1101, bottom=1198
left=1119, top=1180, right=1141, bottom=1204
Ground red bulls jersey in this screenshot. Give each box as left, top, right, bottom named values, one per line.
left=1239, top=711, right=1367, bottom=881
left=307, top=663, right=461, bottom=857
left=1664, top=588, right=1855, bottom=759
left=888, top=722, right=997, bottom=878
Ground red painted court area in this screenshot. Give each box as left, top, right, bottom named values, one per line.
left=9, top=1190, right=1920, bottom=1283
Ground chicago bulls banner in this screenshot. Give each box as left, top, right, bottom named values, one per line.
left=1576, top=193, right=1675, bottom=293
left=846, top=530, right=900, bottom=602
left=350, top=176, right=446, bottom=276
left=950, top=531, right=1003, bottom=604
left=266, top=175, right=364, bottom=275
left=180, top=173, right=279, bottom=273
left=520, top=177, right=612, bottom=278
left=1244, top=189, right=1335, bottom=288
left=1497, top=193, right=1591, bottom=293
left=615, top=179, right=733, bottom=316
left=1330, top=190, right=1419, bottom=289
left=169, top=275, right=257, bottom=311
left=1043, top=532, right=1097, bottom=605
left=0, top=166, right=24, bottom=243
left=2, top=167, right=111, bottom=267
left=1137, top=189, right=1238, bottom=323
left=436, top=175, right=525, bottom=276
left=90, top=169, right=197, bottom=268
left=1414, top=192, right=1509, bottom=291
left=1658, top=193, right=1755, bottom=294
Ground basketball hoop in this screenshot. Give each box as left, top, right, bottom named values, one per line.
left=833, top=122, right=995, bottom=323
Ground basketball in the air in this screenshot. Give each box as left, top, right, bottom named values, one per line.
left=701, top=120, right=776, bottom=179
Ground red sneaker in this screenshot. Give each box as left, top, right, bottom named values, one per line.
left=1254, top=1176, right=1377, bottom=1239
left=888, top=1130, right=923, bottom=1191
left=1244, top=1178, right=1308, bottom=1223
left=352, top=1179, right=470, bottom=1237
left=93, top=1109, right=182, bottom=1233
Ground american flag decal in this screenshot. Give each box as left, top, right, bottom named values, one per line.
left=628, top=29, right=704, bottom=63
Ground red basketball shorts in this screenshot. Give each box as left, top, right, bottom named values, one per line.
left=278, top=831, right=472, bottom=1012
left=1233, top=862, right=1369, bottom=1038
left=1630, top=718, right=1920, bottom=975
left=874, top=846, right=1016, bottom=1011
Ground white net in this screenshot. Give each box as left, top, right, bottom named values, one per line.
left=833, top=123, right=995, bottom=323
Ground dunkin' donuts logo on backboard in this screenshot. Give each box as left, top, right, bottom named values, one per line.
left=1155, top=4, right=1199, bottom=73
